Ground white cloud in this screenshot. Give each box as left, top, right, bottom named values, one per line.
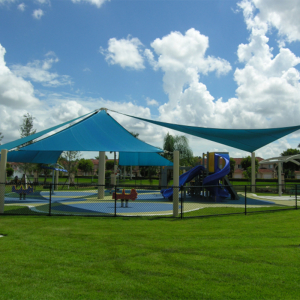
left=107, top=5, right=300, bottom=158
left=32, top=8, right=44, bottom=19
left=11, top=52, right=72, bottom=87
left=17, top=3, right=25, bottom=11
left=151, top=28, right=231, bottom=76
left=144, top=28, right=232, bottom=125
left=52, top=100, right=89, bottom=122
left=0, top=44, right=40, bottom=109
left=250, top=0, right=300, bottom=45
left=36, top=0, right=50, bottom=4
left=0, top=0, right=15, bottom=4
left=71, top=0, right=110, bottom=8
left=146, top=97, right=159, bottom=106
left=100, top=37, right=145, bottom=70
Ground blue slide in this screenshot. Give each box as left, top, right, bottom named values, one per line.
left=161, top=165, right=205, bottom=199
left=161, top=153, right=231, bottom=201
left=203, top=153, right=230, bottom=200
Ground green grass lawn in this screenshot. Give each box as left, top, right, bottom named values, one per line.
left=1, top=211, right=300, bottom=299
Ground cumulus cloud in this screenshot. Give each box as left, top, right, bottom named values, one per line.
left=0, top=0, right=15, bottom=4
left=32, top=8, right=44, bottom=19
left=11, top=52, right=72, bottom=87
left=103, top=5, right=300, bottom=157
left=52, top=100, right=89, bottom=122
left=71, top=0, right=110, bottom=8
left=146, top=97, right=159, bottom=106
left=17, top=3, right=25, bottom=11
left=250, top=0, right=300, bottom=45
left=36, top=0, right=50, bottom=4
left=145, top=28, right=232, bottom=125
left=100, top=36, right=145, bottom=70
left=0, top=44, right=40, bottom=109
left=216, top=0, right=300, bottom=129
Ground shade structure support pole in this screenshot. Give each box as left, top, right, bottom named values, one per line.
left=0, top=149, right=8, bottom=214
left=98, top=151, right=106, bottom=199
left=278, top=162, right=282, bottom=196
left=173, top=150, right=179, bottom=217
left=251, top=152, right=256, bottom=193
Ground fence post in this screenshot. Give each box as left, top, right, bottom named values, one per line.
left=296, top=184, right=298, bottom=210
left=49, top=183, right=52, bottom=216
left=181, top=189, right=184, bottom=219
left=245, top=185, right=247, bottom=215
left=114, top=185, right=117, bottom=217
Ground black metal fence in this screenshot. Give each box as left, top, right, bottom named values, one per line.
left=2, top=182, right=298, bottom=218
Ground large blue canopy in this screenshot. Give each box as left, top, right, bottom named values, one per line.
left=0, top=110, right=95, bottom=151
left=21, top=110, right=162, bottom=153
left=3, top=151, right=62, bottom=164
left=115, top=112, right=300, bottom=152
left=119, top=152, right=173, bottom=166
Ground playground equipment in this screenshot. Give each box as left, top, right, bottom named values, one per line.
left=161, top=152, right=239, bottom=202
left=112, top=188, right=138, bottom=207
left=12, top=185, right=33, bottom=200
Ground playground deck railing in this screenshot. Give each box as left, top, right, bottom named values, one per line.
left=2, top=182, right=298, bottom=218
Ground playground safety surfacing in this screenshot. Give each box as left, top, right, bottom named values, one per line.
left=4, top=188, right=298, bottom=216
left=5, top=189, right=182, bottom=216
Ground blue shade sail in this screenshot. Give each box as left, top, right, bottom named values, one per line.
left=3, top=151, right=62, bottom=164
left=21, top=110, right=163, bottom=153
left=0, top=110, right=96, bottom=151
left=119, top=152, right=173, bottom=166
left=116, top=113, right=300, bottom=152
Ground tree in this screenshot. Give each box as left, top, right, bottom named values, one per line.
left=163, top=133, right=193, bottom=166
left=36, top=164, right=51, bottom=184
left=20, top=113, right=36, bottom=142
left=106, top=160, right=114, bottom=170
left=241, top=156, right=259, bottom=181
left=59, top=151, right=81, bottom=183
left=19, top=113, right=37, bottom=176
left=130, top=132, right=139, bottom=138
left=6, top=163, right=14, bottom=178
left=77, top=158, right=94, bottom=175
left=281, top=148, right=300, bottom=176
left=229, top=158, right=236, bottom=178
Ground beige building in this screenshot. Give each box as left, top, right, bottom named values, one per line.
left=232, top=157, right=276, bottom=179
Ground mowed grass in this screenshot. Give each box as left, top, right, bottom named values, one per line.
left=1, top=212, right=300, bottom=299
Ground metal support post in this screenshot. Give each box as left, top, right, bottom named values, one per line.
left=0, top=149, right=8, bottom=214
left=245, top=185, right=247, bottom=215
left=173, top=150, right=179, bottom=217
left=278, top=162, right=282, bottom=196
left=49, top=184, right=52, bottom=216
left=98, top=151, right=105, bottom=199
left=251, top=152, right=256, bottom=193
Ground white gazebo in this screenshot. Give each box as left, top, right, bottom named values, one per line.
left=259, top=154, right=300, bottom=196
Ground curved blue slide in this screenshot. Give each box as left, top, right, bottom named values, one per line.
left=161, top=153, right=231, bottom=200
left=161, top=165, right=205, bottom=199
left=203, top=153, right=230, bottom=200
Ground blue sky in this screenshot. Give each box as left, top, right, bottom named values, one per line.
left=0, top=0, right=300, bottom=160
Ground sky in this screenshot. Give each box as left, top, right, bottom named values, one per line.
left=0, top=0, right=300, bottom=160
